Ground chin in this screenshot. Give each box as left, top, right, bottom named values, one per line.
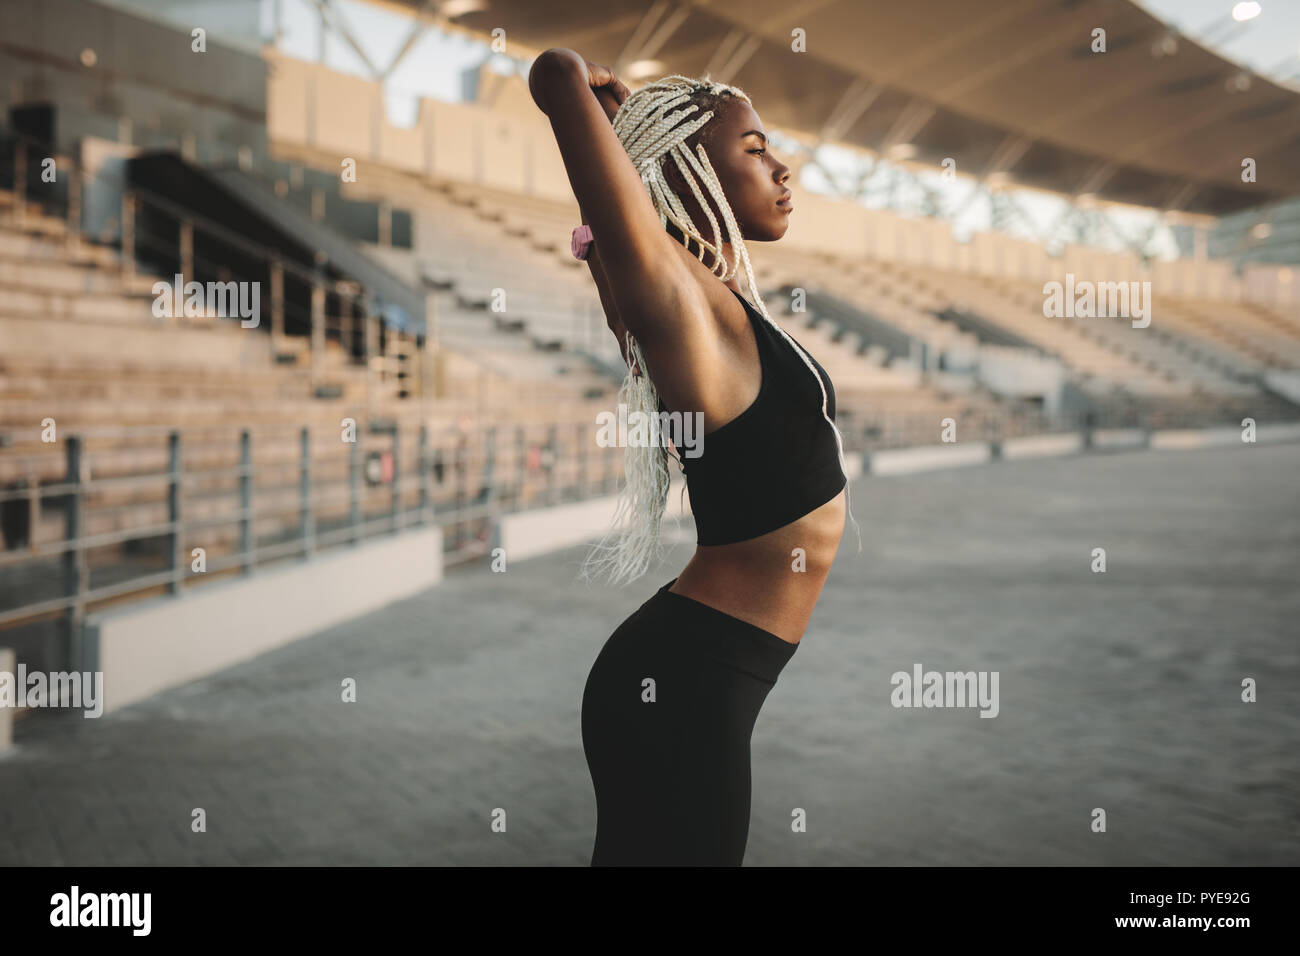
left=743, top=220, right=787, bottom=242
left=738, top=216, right=790, bottom=242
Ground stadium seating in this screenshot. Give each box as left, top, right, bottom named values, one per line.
left=0, top=189, right=620, bottom=589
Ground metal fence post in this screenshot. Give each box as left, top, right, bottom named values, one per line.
left=13, top=139, right=25, bottom=230
left=240, top=429, right=254, bottom=574
left=310, top=271, right=325, bottom=387
left=483, top=426, right=500, bottom=552
left=350, top=429, right=361, bottom=544
left=419, top=423, right=432, bottom=525
left=342, top=291, right=355, bottom=365
left=66, top=164, right=81, bottom=252
left=364, top=310, right=379, bottom=407
left=545, top=424, right=558, bottom=505
left=300, top=427, right=314, bottom=556
left=119, top=193, right=136, bottom=278
left=270, top=256, right=284, bottom=352
left=454, top=431, right=467, bottom=551
left=514, top=426, right=526, bottom=511
left=576, top=421, right=587, bottom=500
left=62, top=437, right=87, bottom=672
left=390, top=423, right=400, bottom=533
left=483, top=426, right=497, bottom=530
left=168, top=431, right=182, bottom=594
left=378, top=200, right=392, bottom=247
left=179, top=218, right=194, bottom=290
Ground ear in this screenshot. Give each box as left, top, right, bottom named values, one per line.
left=660, top=153, right=686, bottom=196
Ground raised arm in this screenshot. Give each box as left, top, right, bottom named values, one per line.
left=529, top=48, right=711, bottom=346
left=580, top=201, right=637, bottom=372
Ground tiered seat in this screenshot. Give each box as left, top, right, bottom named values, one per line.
left=0, top=195, right=621, bottom=567
left=268, top=144, right=1299, bottom=425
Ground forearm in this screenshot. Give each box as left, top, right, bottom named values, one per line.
left=532, top=49, right=636, bottom=367
left=581, top=204, right=616, bottom=322
left=529, top=44, right=666, bottom=298
left=581, top=203, right=633, bottom=365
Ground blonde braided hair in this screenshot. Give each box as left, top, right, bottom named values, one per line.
left=579, top=74, right=862, bottom=588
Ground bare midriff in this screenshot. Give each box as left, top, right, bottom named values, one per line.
left=668, top=487, right=847, bottom=645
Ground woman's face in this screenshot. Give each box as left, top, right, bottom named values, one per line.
left=668, top=98, right=794, bottom=244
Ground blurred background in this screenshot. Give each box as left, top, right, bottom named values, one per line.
left=0, top=0, right=1296, bottom=866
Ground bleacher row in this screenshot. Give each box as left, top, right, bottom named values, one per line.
left=266, top=143, right=1012, bottom=437
left=274, top=139, right=1298, bottom=419
left=0, top=181, right=627, bottom=569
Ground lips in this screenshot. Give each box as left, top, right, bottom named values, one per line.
left=776, top=192, right=793, bottom=211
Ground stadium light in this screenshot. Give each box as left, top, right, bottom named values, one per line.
left=1197, top=3, right=1263, bottom=44
left=886, top=143, right=917, bottom=161
left=626, top=59, right=667, bottom=80
left=1225, top=70, right=1253, bottom=92
left=1150, top=30, right=1179, bottom=58
left=440, top=0, right=488, bottom=16
left=1230, top=2, right=1261, bottom=23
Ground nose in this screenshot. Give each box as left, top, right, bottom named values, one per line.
left=775, top=163, right=790, bottom=185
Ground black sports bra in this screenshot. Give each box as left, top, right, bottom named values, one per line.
left=657, top=288, right=847, bottom=545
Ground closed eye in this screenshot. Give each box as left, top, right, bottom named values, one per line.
left=748, top=148, right=766, bottom=156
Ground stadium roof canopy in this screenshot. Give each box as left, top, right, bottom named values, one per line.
left=376, top=0, right=1300, bottom=218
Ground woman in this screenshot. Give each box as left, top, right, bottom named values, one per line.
left=529, top=48, right=861, bottom=866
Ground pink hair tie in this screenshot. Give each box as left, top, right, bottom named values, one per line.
left=571, top=224, right=594, bottom=260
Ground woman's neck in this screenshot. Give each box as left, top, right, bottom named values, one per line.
left=668, top=224, right=740, bottom=292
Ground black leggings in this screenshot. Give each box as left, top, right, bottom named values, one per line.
left=580, top=577, right=799, bottom=866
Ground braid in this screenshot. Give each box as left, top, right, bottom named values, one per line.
left=579, top=75, right=862, bottom=589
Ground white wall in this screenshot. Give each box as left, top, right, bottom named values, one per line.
left=85, top=526, right=443, bottom=714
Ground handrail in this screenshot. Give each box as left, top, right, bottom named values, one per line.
left=0, top=420, right=623, bottom=655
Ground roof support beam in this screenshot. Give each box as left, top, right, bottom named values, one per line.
left=881, top=99, right=937, bottom=153
left=818, top=78, right=884, bottom=145
left=1109, top=92, right=1287, bottom=177
left=1201, top=104, right=1300, bottom=182
left=983, top=133, right=1033, bottom=178
left=1076, top=161, right=1119, bottom=197
left=704, top=28, right=762, bottom=85
left=614, top=0, right=691, bottom=76
left=378, top=0, right=438, bottom=81
left=311, top=0, right=382, bottom=78
left=614, top=0, right=670, bottom=73
left=1162, top=180, right=1201, bottom=213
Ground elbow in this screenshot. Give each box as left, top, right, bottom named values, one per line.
left=528, top=48, right=582, bottom=114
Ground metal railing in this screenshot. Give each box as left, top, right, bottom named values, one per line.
left=0, top=395, right=1274, bottom=646
left=0, top=417, right=634, bottom=670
